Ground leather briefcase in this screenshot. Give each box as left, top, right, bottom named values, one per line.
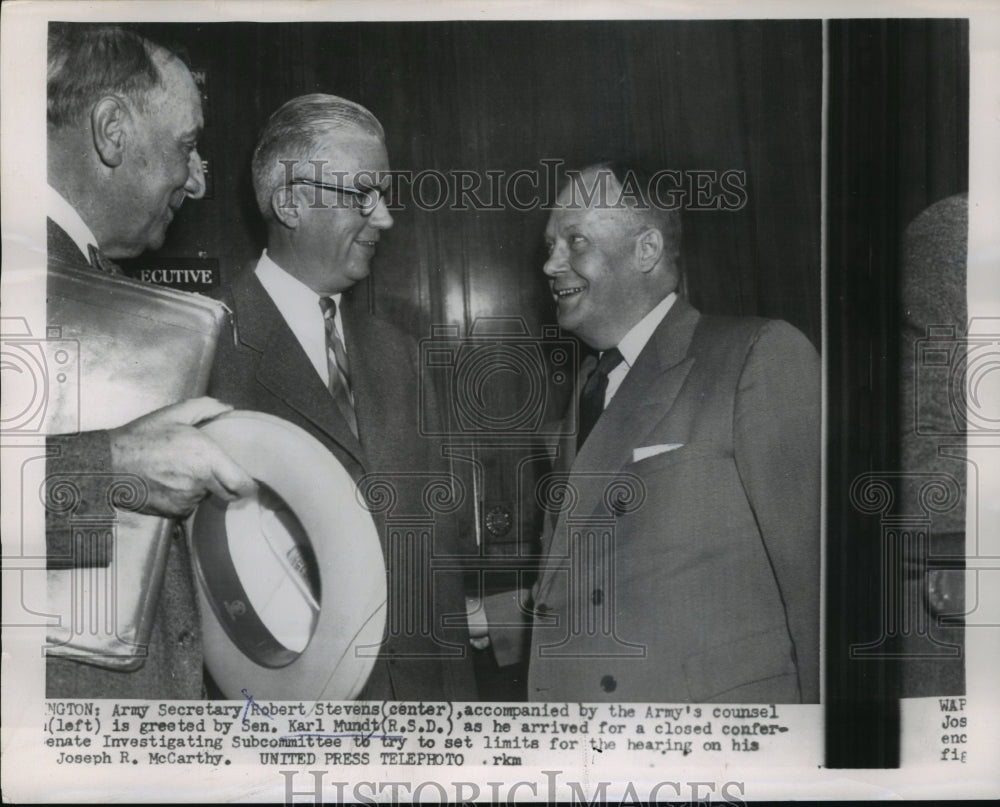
left=44, top=263, right=227, bottom=669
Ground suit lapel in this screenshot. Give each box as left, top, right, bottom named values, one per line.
left=47, top=217, right=90, bottom=270
left=232, top=270, right=367, bottom=469
left=572, top=297, right=700, bottom=477
left=341, top=306, right=392, bottom=471
left=537, top=298, right=701, bottom=596
left=340, top=294, right=426, bottom=479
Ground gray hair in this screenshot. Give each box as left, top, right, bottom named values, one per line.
left=583, top=161, right=683, bottom=270
left=251, top=93, right=385, bottom=220
left=48, top=23, right=166, bottom=128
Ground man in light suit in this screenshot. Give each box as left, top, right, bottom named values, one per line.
left=45, top=24, right=255, bottom=698
left=527, top=163, right=820, bottom=702
left=209, top=94, right=477, bottom=700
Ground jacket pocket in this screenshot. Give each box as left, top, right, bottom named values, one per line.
left=627, top=442, right=723, bottom=475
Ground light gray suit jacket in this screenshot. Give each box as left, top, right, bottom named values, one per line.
left=528, top=297, right=820, bottom=702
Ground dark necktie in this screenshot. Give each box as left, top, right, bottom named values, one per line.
left=319, top=297, right=359, bottom=440
left=577, top=347, right=625, bottom=449
left=87, top=243, right=121, bottom=275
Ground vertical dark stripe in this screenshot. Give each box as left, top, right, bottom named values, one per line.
left=825, top=18, right=901, bottom=769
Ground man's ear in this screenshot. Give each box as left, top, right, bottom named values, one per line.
left=91, top=96, right=128, bottom=168
left=635, top=227, right=664, bottom=273
left=271, top=186, right=300, bottom=229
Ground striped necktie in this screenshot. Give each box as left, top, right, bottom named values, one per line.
left=319, top=297, right=359, bottom=440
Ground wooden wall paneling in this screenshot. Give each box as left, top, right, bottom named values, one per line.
left=685, top=22, right=761, bottom=322
left=443, top=24, right=558, bottom=561
left=738, top=21, right=822, bottom=347
left=899, top=18, right=969, bottom=223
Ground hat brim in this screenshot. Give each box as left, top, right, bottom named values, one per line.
left=188, top=410, right=385, bottom=700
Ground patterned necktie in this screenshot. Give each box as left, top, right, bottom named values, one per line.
left=577, top=347, right=625, bottom=449
left=87, top=244, right=122, bottom=276
left=319, top=297, right=359, bottom=440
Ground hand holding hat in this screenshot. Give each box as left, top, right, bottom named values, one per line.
left=109, top=396, right=258, bottom=517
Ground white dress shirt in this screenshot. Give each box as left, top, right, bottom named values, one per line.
left=47, top=185, right=99, bottom=261
left=604, top=291, right=677, bottom=406
left=254, top=250, right=346, bottom=388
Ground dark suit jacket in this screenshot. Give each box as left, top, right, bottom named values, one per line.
left=209, top=268, right=477, bottom=701
left=45, top=218, right=203, bottom=699
left=528, top=297, right=820, bottom=702
left=46, top=218, right=116, bottom=567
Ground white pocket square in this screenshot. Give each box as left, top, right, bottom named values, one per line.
left=632, top=443, right=684, bottom=462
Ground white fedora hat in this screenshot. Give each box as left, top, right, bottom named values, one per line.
left=188, top=410, right=385, bottom=700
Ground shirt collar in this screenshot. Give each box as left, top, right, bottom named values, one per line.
left=256, top=249, right=340, bottom=309
left=47, top=185, right=99, bottom=260
left=614, top=291, right=677, bottom=367
left=255, top=250, right=344, bottom=384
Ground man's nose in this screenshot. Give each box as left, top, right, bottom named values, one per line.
left=368, top=196, right=394, bottom=229
left=543, top=244, right=566, bottom=276
left=184, top=150, right=207, bottom=200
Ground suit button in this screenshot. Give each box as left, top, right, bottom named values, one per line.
left=177, top=630, right=192, bottom=647
left=591, top=589, right=603, bottom=605
left=600, top=675, right=617, bottom=693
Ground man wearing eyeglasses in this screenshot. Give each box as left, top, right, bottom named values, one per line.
left=209, top=93, right=477, bottom=700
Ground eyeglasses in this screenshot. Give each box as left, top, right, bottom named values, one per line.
left=288, top=178, right=389, bottom=216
